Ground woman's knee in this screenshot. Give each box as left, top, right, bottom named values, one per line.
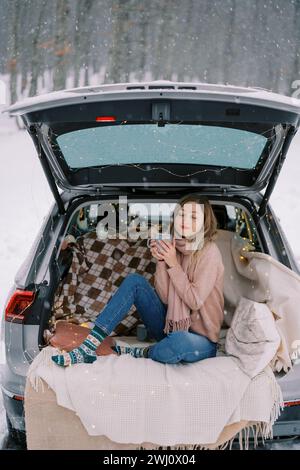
left=121, top=273, right=146, bottom=292
left=124, top=272, right=147, bottom=286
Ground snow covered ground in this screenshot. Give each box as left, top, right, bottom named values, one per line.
left=0, top=112, right=53, bottom=364
left=1, top=109, right=300, bottom=449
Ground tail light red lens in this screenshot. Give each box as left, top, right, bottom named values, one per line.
left=5, top=290, right=35, bottom=323
left=95, top=116, right=116, bottom=122
left=13, top=395, right=24, bottom=401
left=283, top=400, right=300, bottom=407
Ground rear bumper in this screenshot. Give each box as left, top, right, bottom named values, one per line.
left=1, top=387, right=25, bottom=432
left=273, top=404, right=300, bottom=436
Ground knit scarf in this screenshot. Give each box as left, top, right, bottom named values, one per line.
left=163, top=235, right=206, bottom=335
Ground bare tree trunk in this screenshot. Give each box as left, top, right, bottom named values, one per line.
left=105, top=0, right=132, bottom=83
left=29, top=2, right=45, bottom=97
left=8, top=0, right=20, bottom=104
left=73, top=0, right=83, bottom=87
left=53, top=0, right=71, bottom=91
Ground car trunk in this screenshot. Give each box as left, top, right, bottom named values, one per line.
left=42, top=197, right=262, bottom=363
left=3, top=82, right=300, bottom=375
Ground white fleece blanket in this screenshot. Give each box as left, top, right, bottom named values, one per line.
left=27, top=343, right=284, bottom=447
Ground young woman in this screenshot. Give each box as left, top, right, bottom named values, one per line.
left=51, top=194, right=225, bottom=367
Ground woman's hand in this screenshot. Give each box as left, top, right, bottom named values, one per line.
left=61, top=239, right=70, bottom=251
left=149, top=240, right=165, bottom=261
left=155, top=239, right=179, bottom=268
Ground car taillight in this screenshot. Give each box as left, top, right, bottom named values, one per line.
left=5, top=290, right=35, bottom=323
left=95, top=116, right=116, bottom=122
left=283, top=400, right=300, bottom=407
left=12, top=395, right=24, bottom=401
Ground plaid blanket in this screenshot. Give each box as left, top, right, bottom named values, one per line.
left=50, top=230, right=157, bottom=336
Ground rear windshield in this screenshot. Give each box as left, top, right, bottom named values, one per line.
left=55, top=123, right=269, bottom=170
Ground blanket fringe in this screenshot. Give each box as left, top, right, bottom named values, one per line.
left=136, top=422, right=273, bottom=451
left=137, top=365, right=285, bottom=451
left=27, top=346, right=54, bottom=393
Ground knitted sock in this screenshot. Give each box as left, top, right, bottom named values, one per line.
left=51, top=325, right=108, bottom=367
left=113, top=344, right=150, bottom=358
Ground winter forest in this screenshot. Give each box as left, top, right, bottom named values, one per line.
left=1, top=0, right=300, bottom=105
left=2, top=0, right=300, bottom=452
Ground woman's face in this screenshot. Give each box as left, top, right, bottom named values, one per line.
left=173, top=201, right=204, bottom=238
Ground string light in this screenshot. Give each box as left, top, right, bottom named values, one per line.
left=44, top=123, right=278, bottom=180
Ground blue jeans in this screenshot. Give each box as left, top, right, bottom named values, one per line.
left=94, top=273, right=218, bottom=364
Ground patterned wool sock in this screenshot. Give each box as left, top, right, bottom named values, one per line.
left=112, top=344, right=150, bottom=358
left=51, top=324, right=108, bottom=367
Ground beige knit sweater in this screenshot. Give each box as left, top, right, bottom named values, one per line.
left=154, top=241, right=225, bottom=343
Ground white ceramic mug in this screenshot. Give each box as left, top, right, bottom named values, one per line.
left=147, top=232, right=173, bottom=248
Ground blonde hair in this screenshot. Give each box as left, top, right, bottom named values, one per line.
left=169, top=194, right=218, bottom=276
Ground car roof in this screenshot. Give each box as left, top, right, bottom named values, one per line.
left=3, top=80, right=300, bottom=116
